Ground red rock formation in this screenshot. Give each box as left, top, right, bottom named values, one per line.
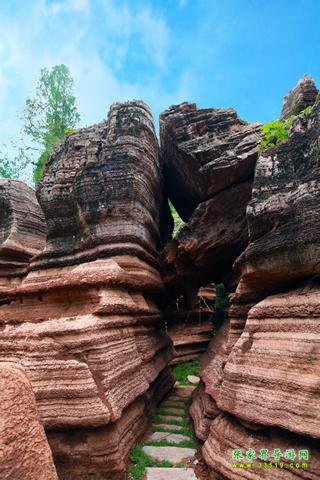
left=281, top=74, right=318, bottom=119
left=189, top=81, right=320, bottom=479
left=160, top=103, right=260, bottom=220
left=0, top=101, right=174, bottom=480
left=204, top=413, right=320, bottom=480
left=0, top=179, right=45, bottom=292
left=167, top=284, right=215, bottom=364
left=0, top=362, right=58, bottom=480
left=219, top=284, right=320, bottom=438
left=160, top=103, right=260, bottom=290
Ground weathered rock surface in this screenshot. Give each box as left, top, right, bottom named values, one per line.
left=0, top=362, right=58, bottom=480
left=34, top=100, right=162, bottom=270
left=281, top=74, right=319, bottom=119
left=160, top=102, right=261, bottom=220
left=0, top=179, right=45, bottom=291
left=0, top=101, right=174, bottom=480
left=189, top=80, right=320, bottom=479
left=167, top=284, right=215, bottom=364
left=237, top=93, right=320, bottom=293
left=190, top=382, right=220, bottom=441
left=162, top=180, right=252, bottom=288
left=161, top=103, right=260, bottom=290
left=203, top=413, right=320, bottom=480
left=219, top=284, right=320, bottom=438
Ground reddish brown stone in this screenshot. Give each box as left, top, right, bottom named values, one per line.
left=0, top=179, right=45, bottom=292
left=0, top=362, right=58, bottom=480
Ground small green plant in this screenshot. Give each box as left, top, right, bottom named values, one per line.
left=128, top=445, right=174, bottom=480
left=172, top=360, right=200, bottom=385
left=169, top=200, right=185, bottom=237
left=259, top=105, right=314, bottom=152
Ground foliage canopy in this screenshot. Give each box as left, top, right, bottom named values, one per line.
left=21, top=64, right=80, bottom=184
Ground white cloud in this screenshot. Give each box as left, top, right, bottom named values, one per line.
left=0, top=0, right=193, bottom=180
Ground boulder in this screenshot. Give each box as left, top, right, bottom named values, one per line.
left=237, top=93, right=320, bottom=293
left=0, top=362, right=57, bottom=480
left=162, top=180, right=252, bottom=289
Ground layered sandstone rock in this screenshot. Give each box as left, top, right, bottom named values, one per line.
left=190, top=82, right=320, bottom=479
left=281, top=74, right=318, bottom=119
left=219, top=284, right=320, bottom=438
left=0, top=101, right=174, bottom=480
left=160, top=103, right=261, bottom=220
left=0, top=362, right=58, bottom=480
left=0, top=179, right=45, bottom=292
left=204, top=413, right=320, bottom=480
left=167, top=284, right=215, bottom=364
left=161, top=103, right=260, bottom=290
left=162, top=180, right=252, bottom=288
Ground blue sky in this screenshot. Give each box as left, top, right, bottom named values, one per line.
left=0, top=0, right=319, bottom=152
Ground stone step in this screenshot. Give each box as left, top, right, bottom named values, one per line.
left=165, top=395, right=189, bottom=402
left=146, top=467, right=198, bottom=479
left=154, top=424, right=186, bottom=432
left=158, top=407, right=188, bottom=416
left=147, top=431, right=192, bottom=443
left=156, top=415, right=185, bottom=423
left=160, top=401, right=187, bottom=410
left=175, top=386, right=196, bottom=397
left=142, top=446, right=196, bottom=465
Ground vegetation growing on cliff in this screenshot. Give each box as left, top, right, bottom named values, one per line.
left=259, top=105, right=313, bottom=152
left=169, top=200, right=185, bottom=237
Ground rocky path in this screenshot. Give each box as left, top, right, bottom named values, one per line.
left=129, top=385, right=200, bottom=480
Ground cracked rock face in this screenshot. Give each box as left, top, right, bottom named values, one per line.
left=0, top=362, right=58, bottom=480
left=0, top=179, right=45, bottom=291
left=161, top=103, right=260, bottom=291
left=219, top=284, right=320, bottom=439
left=160, top=102, right=260, bottom=220
left=281, top=74, right=319, bottom=119
left=34, top=100, right=162, bottom=270
left=237, top=93, right=320, bottom=293
left=203, top=413, right=320, bottom=480
left=0, top=101, right=174, bottom=480
left=189, top=80, right=320, bottom=479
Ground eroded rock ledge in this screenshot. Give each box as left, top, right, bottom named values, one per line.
left=189, top=78, right=320, bottom=479
left=0, top=101, right=174, bottom=480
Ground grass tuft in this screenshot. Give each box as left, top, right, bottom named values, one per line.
left=172, top=360, right=200, bottom=385
left=128, top=445, right=174, bottom=480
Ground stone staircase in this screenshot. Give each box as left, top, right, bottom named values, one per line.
left=129, top=385, right=199, bottom=480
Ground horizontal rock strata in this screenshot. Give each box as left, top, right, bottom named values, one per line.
left=203, top=413, right=320, bottom=480
left=0, top=101, right=174, bottom=480
left=0, top=179, right=45, bottom=292
left=161, top=103, right=260, bottom=291
left=189, top=79, right=320, bottom=479
left=167, top=284, right=215, bottom=364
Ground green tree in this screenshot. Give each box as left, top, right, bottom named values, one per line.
left=21, top=64, right=80, bottom=184
left=0, top=149, right=28, bottom=179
